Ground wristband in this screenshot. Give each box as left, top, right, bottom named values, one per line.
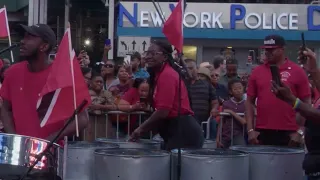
left=247, top=129, right=254, bottom=133
left=293, top=98, right=301, bottom=110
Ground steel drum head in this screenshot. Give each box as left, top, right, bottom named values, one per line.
left=94, top=148, right=169, bottom=157
left=183, top=148, right=248, bottom=157
left=229, top=145, right=305, bottom=154
left=68, top=141, right=119, bottom=149
left=95, top=138, right=160, bottom=145
left=0, top=133, right=61, bottom=178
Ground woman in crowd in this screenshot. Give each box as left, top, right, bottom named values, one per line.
left=110, top=66, right=130, bottom=96
left=129, top=40, right=204, bottom=150
left=85, top=73, right=116, bottom=141
left=271, top=48, right=320, bottom=180
left=116, top=78, right=150, bottom=135
left=101, top=60, right=119, bottom=90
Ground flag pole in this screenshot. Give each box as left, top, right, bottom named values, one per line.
left=67, top=22, right=79, bottom=137
left=4, top=6, right=14, bottom=63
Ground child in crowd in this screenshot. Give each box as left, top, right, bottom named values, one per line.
left=216, top=79, right=246, bottom=148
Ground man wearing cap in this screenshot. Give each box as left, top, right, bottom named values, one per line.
left=219, top=58, right=241, bottom=90
left=245, top=34, right=311, bottom=146
left=0, top=24, right=88, bottom=141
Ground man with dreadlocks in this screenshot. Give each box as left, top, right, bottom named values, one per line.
left=129, top=41, right=204, bottom=150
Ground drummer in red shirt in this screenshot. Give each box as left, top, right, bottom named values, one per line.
left=245, top=35, right=311, bottom=146
left=0, top=24, right=88, bottom=141
left=129, top=41, right=204, bottom=150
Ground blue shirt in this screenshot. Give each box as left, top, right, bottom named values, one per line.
left=133, top=68, right=149, bottom=79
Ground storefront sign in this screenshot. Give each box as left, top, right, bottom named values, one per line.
left=118, top=2, right=320, bottom=31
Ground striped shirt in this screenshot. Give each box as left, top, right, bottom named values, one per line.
left=189, top=79, right=217, bottom=123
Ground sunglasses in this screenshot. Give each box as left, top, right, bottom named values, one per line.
left=104, top=64, right=114, bottom=68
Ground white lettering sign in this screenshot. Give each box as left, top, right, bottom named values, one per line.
left=244, top=13, right=299, bottom=30
left=138, top=11, right=298, bottom=30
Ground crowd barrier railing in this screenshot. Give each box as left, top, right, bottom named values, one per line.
left=75, top=111, right=254, bottom=144
left=79, top=111, right=152, bottom=141
left=201, top=112, right=257, bottom=146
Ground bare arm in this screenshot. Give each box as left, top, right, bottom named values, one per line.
left=118, top=99, right=134, bottom=112
left=296, top=97, right=311, bottom=126
left=296, top=101, right=320, bottom=125
left=309, top=69, right=320, bottom=93
left=211, top=99, right=219, bottom=111
left=245, top=96, right=256, bottom=130
left=1, top=100, right=15, bottom=133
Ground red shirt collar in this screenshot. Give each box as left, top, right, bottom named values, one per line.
left=264, top=58, right=292, bottom=70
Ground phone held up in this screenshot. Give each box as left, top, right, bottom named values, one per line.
left=105, top=39, right=111, bottom=46
left=300, top=32, right=307, bottom=65
left=270, top=64, right=282, bottom=87
left=140, top=97, right=147, bottom=104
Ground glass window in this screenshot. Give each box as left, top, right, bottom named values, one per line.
left=183, top=46, right=197, bottom=60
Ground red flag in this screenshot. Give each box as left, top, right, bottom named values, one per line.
left=38, top=28, right=91, bottom=128
left=0, top=8, right=9, bottom=38
left=162, top=0, right=184, bottom=53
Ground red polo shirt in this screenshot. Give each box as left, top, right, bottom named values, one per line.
left=247, top=59, right=310, bottom=130
left=0, top=61, right=64, bottom=139
left=154, top=63, right=193, bottom=118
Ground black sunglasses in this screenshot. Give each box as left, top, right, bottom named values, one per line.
left=104, top=64, right=114, bottom=68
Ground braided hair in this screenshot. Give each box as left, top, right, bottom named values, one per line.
left=147, top=40, right=191, bottom=108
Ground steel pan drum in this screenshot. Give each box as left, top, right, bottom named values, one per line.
left=230, top=145, right=305, bottom=180
left=202, top=140, right=216, bottom=148
left=0, top=133, right=62, bottom=178
left=94, top=148, right=170, bottom=180
left=65, top=141, right=119, bottom=180
left=95, top=138, right=161, bottom=149
left=181, top=149, right=249, bottom=180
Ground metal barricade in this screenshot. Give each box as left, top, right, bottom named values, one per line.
left=201, top=112, right=248, bottom=145
left=79, top=111, right=153, bottom=141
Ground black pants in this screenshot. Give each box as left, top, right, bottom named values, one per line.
left=159, top=115, right=204, bottom=151
left=256, top=129, right=294, bottom=146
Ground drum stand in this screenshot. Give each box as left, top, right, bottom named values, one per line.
left=18, top=99, right=88, bottom=180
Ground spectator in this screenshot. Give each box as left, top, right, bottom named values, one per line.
left=118, top=78, right=150, bottom=134
left=185, top=59, right=219, bottom=139
left=110, top=66, right=130, bottom=97
left=125, top=52, right=149, bottom=79
left=101, top=60, right=119, bottom=90
left=81, top=67, right=92, bottom=86
left=77, top=50, right=90, bottom=68
left=197, top=67, right=212, bottom=82
left=245, top=34, right=311, bottom=147
left=216, top=79, right=246, bottom=148
left=219, top=58, right=240, bottom=90
left=199, top=62, right=214, bottom=72
left=86, top=73, right=116, bottom=141
left=211, top=69, right=229, bottom=101
left=213, top=55, right=226, bottom=75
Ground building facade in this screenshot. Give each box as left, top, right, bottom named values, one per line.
left=117, top=2, right=320, bottom=73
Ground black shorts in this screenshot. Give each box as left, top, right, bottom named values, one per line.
left=158, top=115, right=204, bottom=151
left=256, top=129, right=294, bottom=146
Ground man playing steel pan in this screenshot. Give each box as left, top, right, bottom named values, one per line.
left=0, top=24, right=88, bottom=141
